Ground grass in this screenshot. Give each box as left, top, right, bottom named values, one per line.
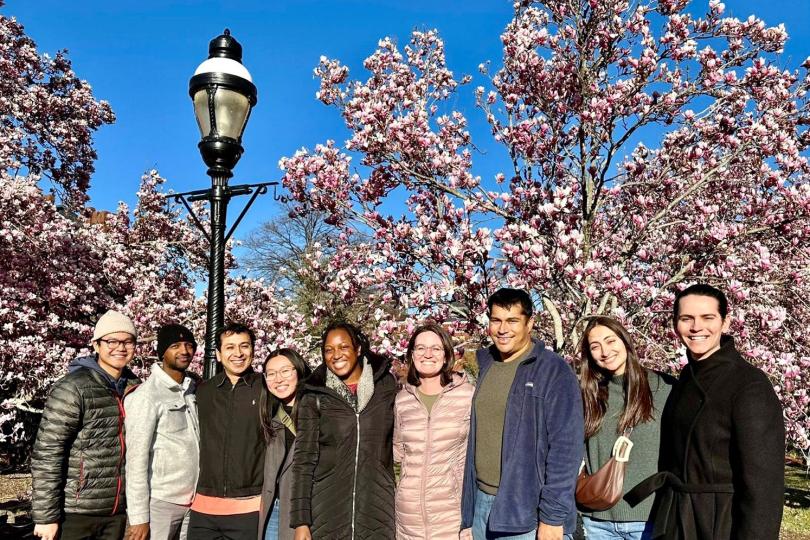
left=782, top=463, right=810, bottom=539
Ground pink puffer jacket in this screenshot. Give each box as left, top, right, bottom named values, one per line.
left=394, top=372, right=474, bottom=539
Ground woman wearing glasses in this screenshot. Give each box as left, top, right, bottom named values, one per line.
left=259, top=349, right=311, bottom=540
left=394, top=323, right=474, bottom=539
left=291, top=322, right=397, bottom=539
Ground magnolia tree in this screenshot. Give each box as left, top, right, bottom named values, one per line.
left=0, top=7, right=302, bottom=467
left=279, top=0, right=810, bottom=456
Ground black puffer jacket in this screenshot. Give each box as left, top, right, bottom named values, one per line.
left=290, top=354, right=396, bottom=539
left=31, top=356, right=139, bottom=523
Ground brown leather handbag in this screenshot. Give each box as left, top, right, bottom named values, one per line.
left=576, top=434, right=634, bottom=511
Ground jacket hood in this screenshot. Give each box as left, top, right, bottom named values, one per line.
left=69, top=355, right=138, bottom=396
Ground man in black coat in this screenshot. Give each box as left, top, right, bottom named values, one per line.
left=629, top=283, right=784, bottom=539
left=187, top=322, right=265, bottom=540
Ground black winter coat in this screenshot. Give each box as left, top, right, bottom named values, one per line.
left=290, top=355, right=396, bottom=539
left=31, top=360, right=139, bottom=523
left=628, top=337, right=784, bottom=539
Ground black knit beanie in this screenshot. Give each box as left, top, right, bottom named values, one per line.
left=157, top=324, right=197, bottom=361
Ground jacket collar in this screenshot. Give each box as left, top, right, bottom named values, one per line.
left=402, top=370, right=468, bottom=397
left=687, top=335, right=740, bottom=372
left=481, top=338, right=544, bottom=366
left=151, top=363, right=195, bottom=391
left=214, top=366, right=257, bottom=388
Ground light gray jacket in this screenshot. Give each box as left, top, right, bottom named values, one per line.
left=124, top=365, right=199, bottom=525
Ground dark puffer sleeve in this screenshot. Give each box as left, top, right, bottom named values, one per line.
left=289, top=392, right=320, bottom=528
left=31, top=379, right=83, bottom=523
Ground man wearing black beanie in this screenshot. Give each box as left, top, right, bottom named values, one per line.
left=124, top=324, right=200, bottom=540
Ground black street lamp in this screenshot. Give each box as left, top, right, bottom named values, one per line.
left=173, top=29, right=278, bottom=379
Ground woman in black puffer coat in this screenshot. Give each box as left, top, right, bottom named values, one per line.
left=290, top=322, right=396, bottom=540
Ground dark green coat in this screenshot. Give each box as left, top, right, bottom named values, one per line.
left=32, top=358, right=139, bottom=523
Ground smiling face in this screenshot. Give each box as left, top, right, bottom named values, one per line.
left=163, top=341, right=195, bottom=373
left=92, top=331, right=136, bottom=379
left=323, top=328, right=363, bottom=383
left=586, top=325, right=628, bottom=376
left=412, top=330, right=446, bottom=380
left=675, top=294, right=731, bottom=361
left=488, top=304, right=534, bottom=361
left=216, top=331, right=254, bottom=381
left=264, top=354, right=299, bottom=405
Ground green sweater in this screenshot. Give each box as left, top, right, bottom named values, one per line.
left=473, top=348, right=528, bottom=495
left=582, top=370, right=671, bottom=522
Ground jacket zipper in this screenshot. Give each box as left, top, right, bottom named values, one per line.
left=112, top=394, right=126, bottom=515
left=223, top=384, right=235, bottom=497
left=351, top=411, right=360, bottom=540
left=421, top=402, right=432, bottom=539
left=76, top=455, right=85, bottom=502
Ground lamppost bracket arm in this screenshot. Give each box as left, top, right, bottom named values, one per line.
left=224, top=181, right=280, bottom=243
left=169, top=192, right=211, bottom=242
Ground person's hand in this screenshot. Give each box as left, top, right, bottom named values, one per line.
left=33, top=523, right=59, bottom=540
left=126, top=522, right=150, bottom=540
left=537, top=522, right=563, bottom=540
left=294, top=525, right=313, bottom=540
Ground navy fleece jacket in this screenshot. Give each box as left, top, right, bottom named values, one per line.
left=460, top=340, right=584, bottom=534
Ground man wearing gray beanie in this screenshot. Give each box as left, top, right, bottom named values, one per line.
left=32, top=309, right=140, bottom=540
left=125, top=323, right=199, bottom=540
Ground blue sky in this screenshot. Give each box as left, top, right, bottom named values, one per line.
left=4, top=0, right=809, bottom=245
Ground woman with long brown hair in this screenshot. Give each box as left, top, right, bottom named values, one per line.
left=578, top=317, right=671, bottom=540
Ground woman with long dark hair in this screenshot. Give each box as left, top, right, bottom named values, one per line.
left=258, top=349, right=311, bottom=540
left=394, top=323, right=474, bottom=539
left=578, top=317, right=670, bottom=540
left=290, top=322, right=397, bottom=540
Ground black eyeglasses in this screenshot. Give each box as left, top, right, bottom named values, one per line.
left=99, top=338, right=136, bottom=349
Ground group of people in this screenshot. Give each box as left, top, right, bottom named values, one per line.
left=29, top=284, right=785, bottom=540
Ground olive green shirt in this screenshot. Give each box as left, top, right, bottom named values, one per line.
left=417, top=388, right=440, bottom=415
left=474, top=348, right=529, bottom=494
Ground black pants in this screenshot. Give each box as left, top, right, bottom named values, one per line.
left=187, top=511, right=259, bottom=540
left=60, top=513, right=126, bottom=540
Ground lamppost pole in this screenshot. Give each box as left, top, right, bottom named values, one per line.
left=176, top=29, right=278, bottom=379
left=204, top=172, right=229, bottom=377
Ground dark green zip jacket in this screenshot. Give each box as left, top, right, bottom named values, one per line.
left=32, top=356, right=139, bottom=523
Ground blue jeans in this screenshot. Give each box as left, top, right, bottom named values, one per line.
left=472, top=489, right=574, bottom=540
left=581, top=516, right=652, bottom=540
left=263, top=498, right=280, bottom=540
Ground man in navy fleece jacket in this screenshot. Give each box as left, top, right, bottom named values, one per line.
left=460, top=288, right=583, bottom=540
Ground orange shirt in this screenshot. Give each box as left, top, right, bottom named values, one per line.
left=190, top=493, right=261, bottom=515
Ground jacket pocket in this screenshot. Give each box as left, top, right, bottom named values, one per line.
left=163, top=403, right=188, bottom=433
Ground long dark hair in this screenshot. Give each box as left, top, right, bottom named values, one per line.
left=259, top=348, right=311, bottom=443
left=405, top=322, right=455, bottom=387
left=578, top=317, right=654, bottom=439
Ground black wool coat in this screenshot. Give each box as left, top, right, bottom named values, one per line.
left=289, top=355, right=396, bottom=539
left=629, top=336, right=784, bottom=539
